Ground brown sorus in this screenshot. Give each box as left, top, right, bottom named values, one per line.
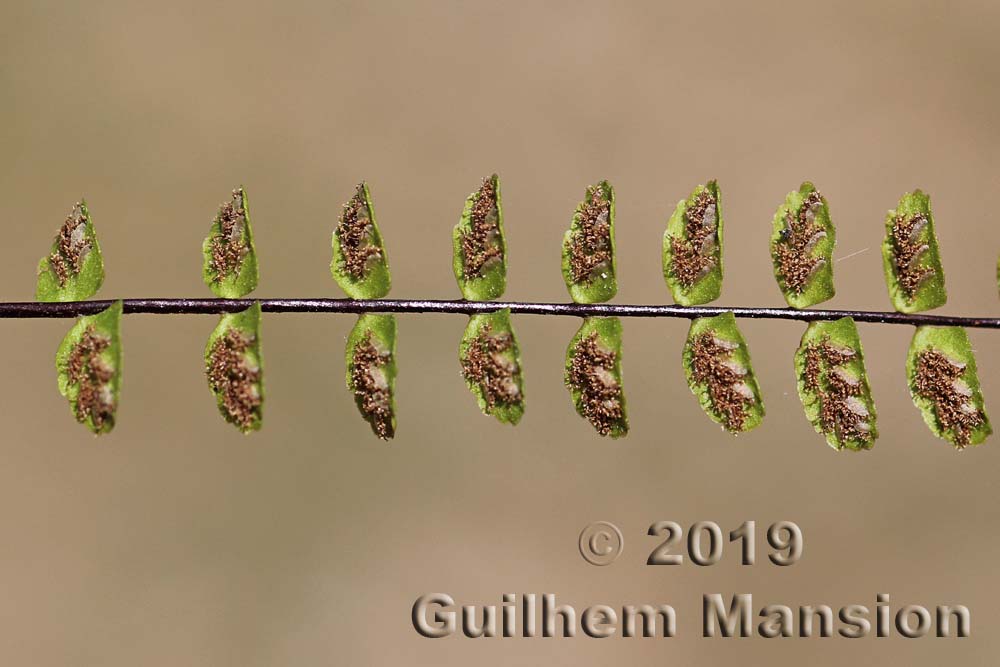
left=913, top=348, right=985, bottom=448
left=566, top=332, right=623, bottom=435
left=66, top=325, right=115, bottom=429
left=890, top=213, right=934, bottom=302
left=460, top=177, right=503, bottom=279
left=207, top=328, right=261, bottom=431
left=461, top=324, right=521, bottom=409
left=337, top=184, right=383, bottom=279
left=567, top=185, right=612, bottom=284
left=350, top=330, right=394, bottom=439
left=802, top=337, right=872, bottom=444
left=774, top=190, right=826, bottom=294
left=689, top=331, right=754, bottom=431
left=668, top=189, right=717, bottom=288
left=209, top=188, right=249, bottom=283
left=48, top=203, right=90, bottom=287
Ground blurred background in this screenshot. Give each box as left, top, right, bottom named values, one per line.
left=1, top=0, right=999, bottom=663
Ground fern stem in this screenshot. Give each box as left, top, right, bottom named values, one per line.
left=0, top=299, right=998, bottom=328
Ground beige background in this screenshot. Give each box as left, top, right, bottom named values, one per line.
left=2, top=0, right=1000, bottom=663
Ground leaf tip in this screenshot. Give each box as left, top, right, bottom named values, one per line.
left=565, top=317, right=628, bottom=437
left=460, top=310, right=526, bottom=423
left=206, top=303, right=264, bottom=433
left=453, top=175, right=506, bottom=301
left=346, top=314, right=398, bottom=440
left=203, top=186, right=258, bottom=298
left=663, top=181, right=723, bottom=306
left=563, top=182, right=617, bottom=304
